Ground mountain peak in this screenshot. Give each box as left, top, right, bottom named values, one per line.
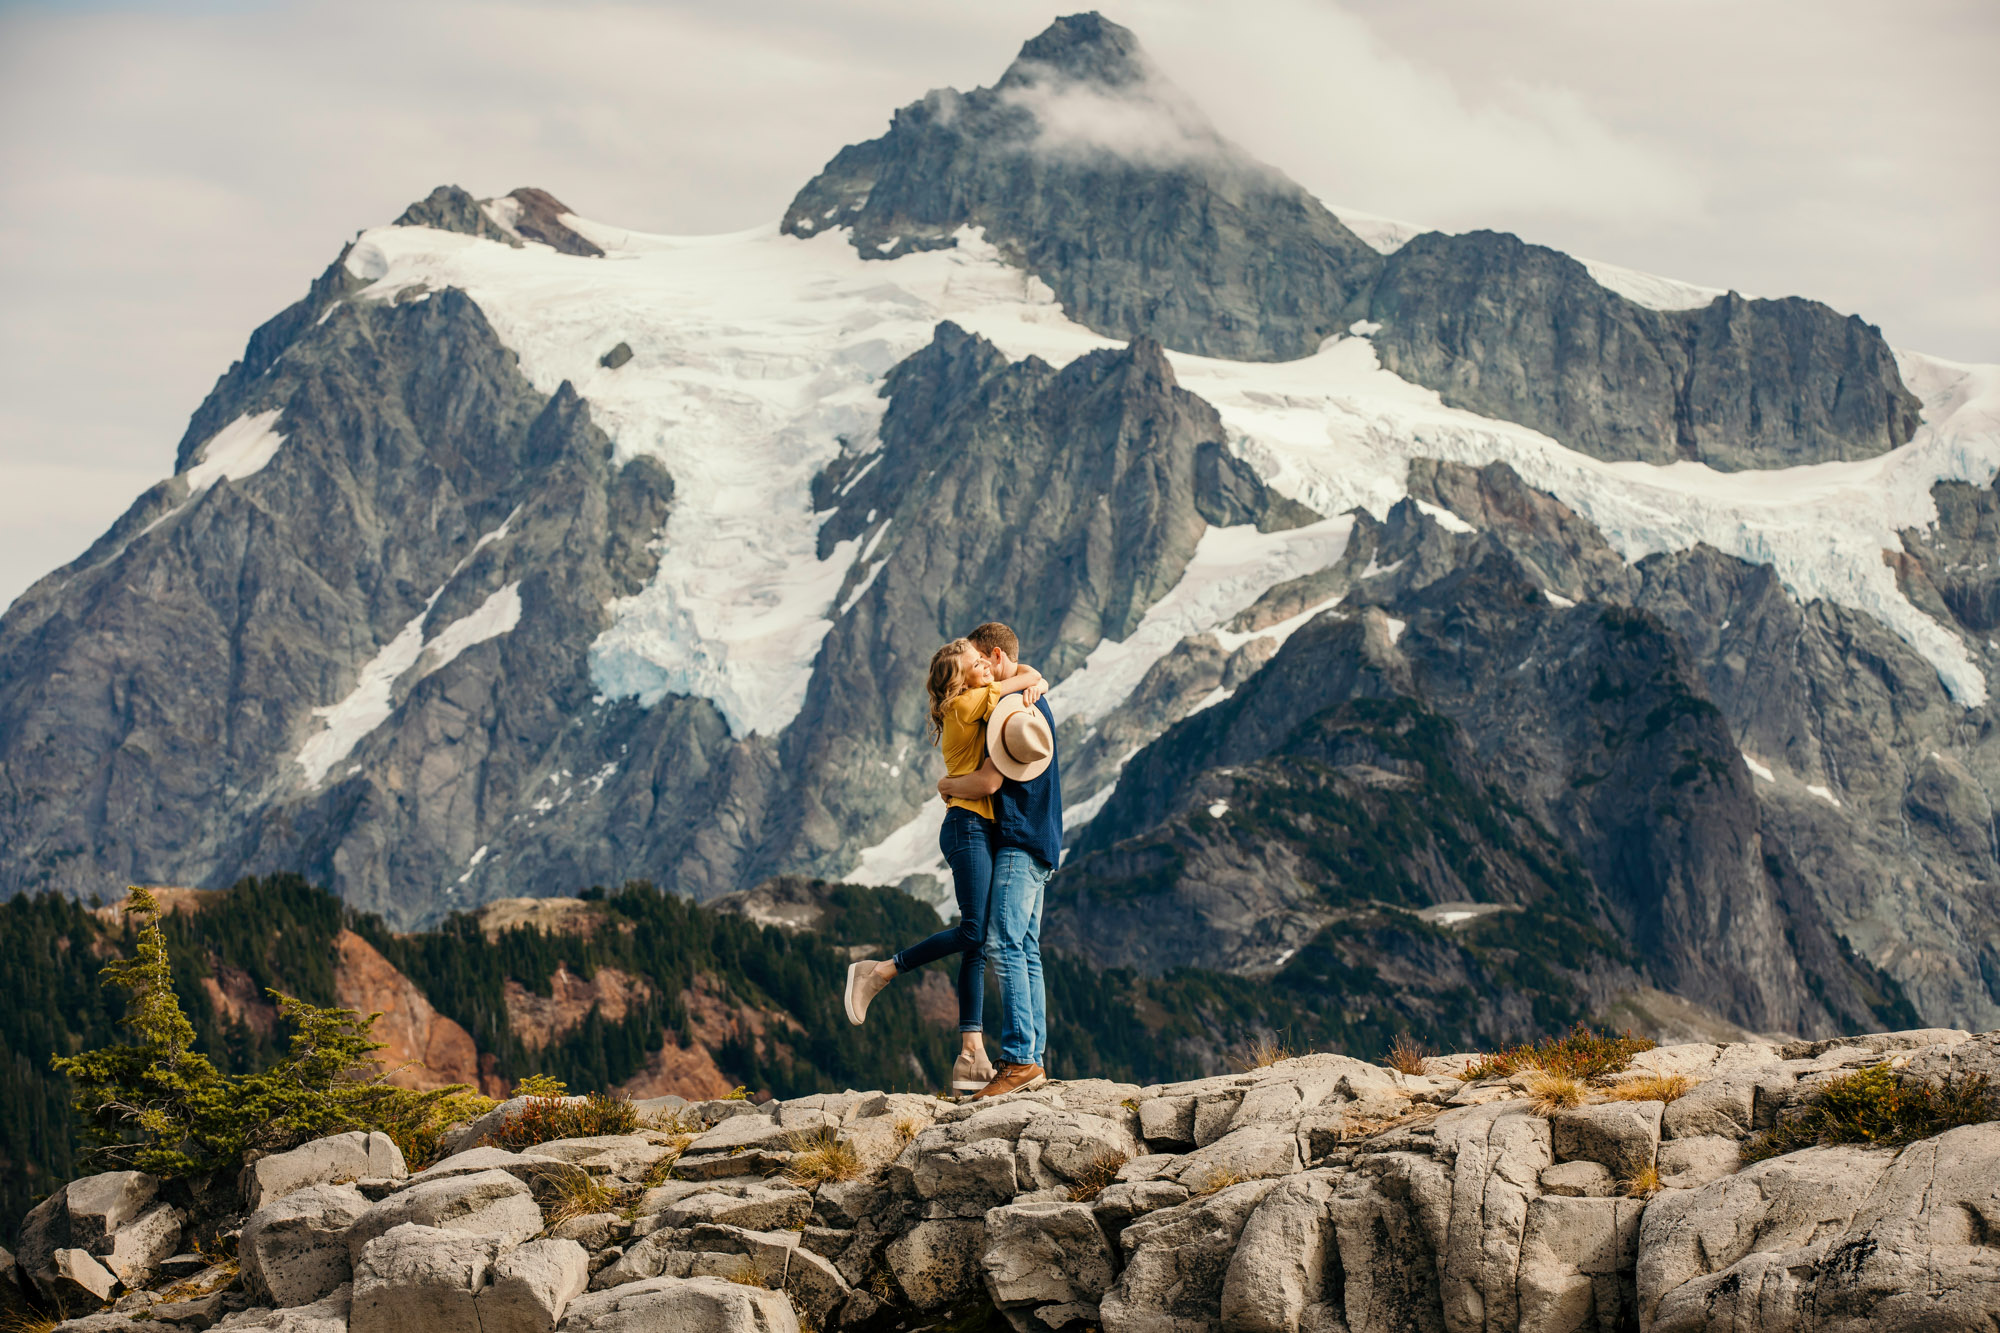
left=996, top=12, right=1150, bottom=92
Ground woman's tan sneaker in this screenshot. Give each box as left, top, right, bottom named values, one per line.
left=973, top=1063, right=1047, bottom=1099
left=951, top=1048, right=997, bottom=1094
left=844, top=960, right=893, bottom=1025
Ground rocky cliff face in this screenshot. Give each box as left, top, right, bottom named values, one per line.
left=13, top=1028, right=1996, bottom=1331
left=1, top=8, right=1997, bottom=1056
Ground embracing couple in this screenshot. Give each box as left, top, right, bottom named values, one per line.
left=842, top=621, right=1062, bottom=1100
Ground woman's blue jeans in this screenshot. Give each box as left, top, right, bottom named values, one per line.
left=893, top=806, right=994, bottom=1032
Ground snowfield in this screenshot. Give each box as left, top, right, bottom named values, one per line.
left=335, top=211, right=2000, bottom=857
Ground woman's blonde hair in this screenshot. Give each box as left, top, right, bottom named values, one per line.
left=925, top=638, right=977, bottom=745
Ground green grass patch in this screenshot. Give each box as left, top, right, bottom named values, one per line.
left=1742, top=1064, right=1997, bottom=1163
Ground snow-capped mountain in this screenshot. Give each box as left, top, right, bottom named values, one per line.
left=3, top=14, right=1997, bottom=1042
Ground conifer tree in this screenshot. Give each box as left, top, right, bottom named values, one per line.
left=50, top=887, right=227, bottom=1174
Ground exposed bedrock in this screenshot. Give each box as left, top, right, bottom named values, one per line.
left=25, top=1032, right=1999, bottom=1332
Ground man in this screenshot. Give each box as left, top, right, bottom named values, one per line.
left=936, top=621, right=1061, bottom=1098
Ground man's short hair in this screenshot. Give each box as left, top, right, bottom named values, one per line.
left=967, top=622, right=1020, bottom=659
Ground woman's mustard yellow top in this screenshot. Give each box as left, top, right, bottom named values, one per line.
left=941, top=683, right=1000, bottom=821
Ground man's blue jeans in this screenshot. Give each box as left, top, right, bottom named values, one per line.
left=990, top=846, right=1050, bottom=1067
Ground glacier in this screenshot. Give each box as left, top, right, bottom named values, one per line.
left=337, top=205, right=2000, bottom=767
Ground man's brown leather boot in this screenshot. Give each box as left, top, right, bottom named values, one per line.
left=973, top=1063, right=1047, bottom=1099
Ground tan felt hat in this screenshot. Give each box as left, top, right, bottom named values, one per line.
left=987, top=694, right=1053, bottom=782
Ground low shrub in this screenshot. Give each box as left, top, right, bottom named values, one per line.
left=1192, top=1167, right=1245, bottom=1197
left=488, top=1091, right=640, bottom=1150
left=1742, top=1064, right=1996, bottom=1163
left=1460, top=1024, right=1655, bottom=1083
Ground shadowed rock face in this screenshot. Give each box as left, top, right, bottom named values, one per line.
left=753, top=321, right=1309, bottom=881
left=1062, top=471, right=1924, bottom=1039
left=782, top=14, right=1385, bottom=362
left=1367, top=231, right=1921, bottom=469
left=788, top=15, right=1918, bottom=471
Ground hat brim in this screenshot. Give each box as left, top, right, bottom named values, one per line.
left=987, top=695, right=1053, bottom=782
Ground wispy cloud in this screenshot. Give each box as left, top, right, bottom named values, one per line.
left=0, top=0, right=1993, bottom=610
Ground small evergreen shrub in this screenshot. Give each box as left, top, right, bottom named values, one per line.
left=1742, top=1064, right=1996, bottom=1163
left=51, top=888, right=484, bottom=1176
left=1460, top=1024, right=1655, bottom=1083
left=487, top=1091, right=639, bottom=1150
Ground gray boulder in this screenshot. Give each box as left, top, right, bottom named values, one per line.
left=980, top=1201, right=1117, bottom=1310
left=593, top=1224, right=796, bottom=1291
left=351, top=1224, right=503, bottom=1333
left=1655, top=1135, right=1740, bottom=1190
left=347, top=1169, right=544, bottom=1261
left=1538, top=1160, right=1616, bottom=1198
left=401, top=1146, right=586, bottom=1199
left=65, top=1171, right=161, bottom=1251
left=1660, top=1076, right=1757, bottom=1139
left=475, top=1238, right=589, bottom=1333
left=241, top=1184, right=372, bottom=1308
left=1549, top=1101, right=1662, bottom=1180
left=557, top=1275, right=798, bottom=1332
left=634, top=1182, right=811, bottom=1235
left=1101, top=1178, right=1279, bottom=1332
left=210, top=1283, right=352, bottom=1333
left=1138, top=1096, right=1195, bottom=1150
left=1218, top=1170, right=1341, bottom=1333
left=244, top=1132, right=406, bottom=1210
left=1808, top=1122, right=2000, bottom=1328
left=1636, top=1144, right=1891, bottom=1327
left=884, top=1219, right=985, bottom=1313
left=99, top=1200, right=184, bottom=1287
left=49, top=1248, right=120, bottom=1305
left=781, top=1247, right=851, bottom=1329
left=1515, top=1195, right=1644, bottom=1332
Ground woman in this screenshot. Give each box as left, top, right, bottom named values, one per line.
left=843, top=637, right=1043, bottom=1093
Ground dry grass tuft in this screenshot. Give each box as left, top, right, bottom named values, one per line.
left=1522, top=1068, right=1588, bottom=1116
left=1065, top=1152, right=1130, bottom=1203
left=1236, top=1036, right=1294, bottom=1071
left=726, top=1265, right=770, bottom=1288
left=0, top=1314, right=60, bottom=1333
left=1385, top=1033, right=1429, bottom=1076
left=1622, top=1164, right=1663, bottom=1197
left=538, top=1168, right=620, bottom=1231
left=1610, top=1073, right=1695, bottom=1104
left=892, top=1117, right=924, bottom=1149
left=1460, top=1024, right=1656, bottom=1083
left=642, top=1105, right=704, bottom=1136
left=1192, top=1168, right=1246, bottom=1197
left=784, top=1126, right=863, bottom=1188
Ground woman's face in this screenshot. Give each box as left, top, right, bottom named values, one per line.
left=960, top=648, right=993, bottom=688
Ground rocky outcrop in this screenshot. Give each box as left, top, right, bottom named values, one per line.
left=1366, top=231, right=1920, bottom=469
left=19, top=1032, right=1994, bottom=1331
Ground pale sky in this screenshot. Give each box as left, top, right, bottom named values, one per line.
left=1, top=0, right=1994, bottom=611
